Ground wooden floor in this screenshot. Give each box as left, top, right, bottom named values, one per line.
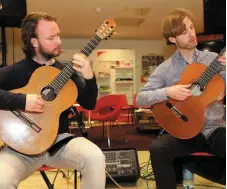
left=18, top=151, right=225, bottom=189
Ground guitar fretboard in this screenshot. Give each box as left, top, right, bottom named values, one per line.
left=196, top=47, right=226, bottom=88
left=48, top=35, right=102, bottom=93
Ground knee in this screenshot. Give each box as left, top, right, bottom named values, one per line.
left=150, top=136, right=175, bottom=162
left=149, top=139, right=168, bottom=159
left=0, top=180, right=12, bottom=189
left=0, top=165, right=17, bottom=189
left=84, top=144, right=106, bottom=169
left=67, top=138, right=106, bottom=169
left=150, top=139, right=162, bottom=154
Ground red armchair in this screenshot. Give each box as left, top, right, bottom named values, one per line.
left=84, top=95, right=127, bottom=147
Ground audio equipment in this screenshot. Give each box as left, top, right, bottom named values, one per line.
left=102, top=148, right=140, bottom=183
left=0, top=0, right=27, bottom=27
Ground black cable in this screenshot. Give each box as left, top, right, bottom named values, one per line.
left=70, top=106, right=88, bottom=137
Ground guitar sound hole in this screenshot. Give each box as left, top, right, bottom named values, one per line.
left=190, top=82, right=204, bottom=97
left=41, top=86, right=57, bottom=102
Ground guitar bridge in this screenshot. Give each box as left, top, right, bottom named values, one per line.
left=11, top=111, right=42, bottom=133
left=166, top=102, right=188, bottom=122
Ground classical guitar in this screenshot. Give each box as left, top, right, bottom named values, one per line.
left=152, top=47, right=226, bottom=139
left=0, top=19, right=116, bottom=155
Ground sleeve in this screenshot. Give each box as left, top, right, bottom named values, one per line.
left=206, top=51, right=226, bottom=83
left=219, top=70, right=226, bottom=82
left=71, top=72, right=98, bottom=110
left=136, top=64, right=169, bottom=107
left=0, top=65, right=26, bottom=110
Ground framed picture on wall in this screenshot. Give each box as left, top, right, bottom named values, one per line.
left=141, top=54, right=164, bottom=83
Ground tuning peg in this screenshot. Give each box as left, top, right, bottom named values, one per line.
left=104, top=35, right=112, bottom=40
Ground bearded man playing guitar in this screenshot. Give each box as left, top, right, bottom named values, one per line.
left=0, top=12, right=106, bottom=189
left=137, top=8, right=226, bottom=189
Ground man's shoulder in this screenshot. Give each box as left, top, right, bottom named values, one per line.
left=197, top=49, right=218, bottom=60
left=53, top=59, right=65, bottom=69
left=0, top=59, right=27, bottom=71
left=13, top=58, right=29, bottom=67
left=155, top=57, right=173, bottom=71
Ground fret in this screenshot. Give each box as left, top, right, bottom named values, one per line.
left=80, top=49, right=89, bottom=57
left=87, top=41, right=96, bottom=50
left=84, top=46, right=92, bottom=54
left=197, top=47, right=225, bottom=87
left=91, top=38, right=99, bottom=46
left=49, top=62, right=75, bottom=93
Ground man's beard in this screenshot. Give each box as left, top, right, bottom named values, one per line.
left=39, top=45, right=61, bottom=61
left=176, top=40, right=197, bottom=50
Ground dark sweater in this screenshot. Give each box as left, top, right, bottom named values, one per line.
left=0, top=58, right=98, bottom=134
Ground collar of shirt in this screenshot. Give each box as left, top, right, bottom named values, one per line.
left=173, top=48, right=199, bottom=65
left=27, top=58, right=59, bottom=70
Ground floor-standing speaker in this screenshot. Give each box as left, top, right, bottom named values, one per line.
left=0, top=0, right=27, bottom=28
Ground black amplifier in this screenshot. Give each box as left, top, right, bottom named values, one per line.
left=102, top=148, right=140, bottom=183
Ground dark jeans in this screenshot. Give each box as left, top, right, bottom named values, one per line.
left=149, top=127, right=226, bottom=189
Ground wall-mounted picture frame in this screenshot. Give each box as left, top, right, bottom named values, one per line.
left=141, top=54, right=164, bottom=83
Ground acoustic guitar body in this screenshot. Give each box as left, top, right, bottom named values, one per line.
left=152, top=63, right=225, bottom=139
left=0, top=66, right=78, bottom=155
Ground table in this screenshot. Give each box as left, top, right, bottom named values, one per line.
left=134, top=110, right=160, bottom=132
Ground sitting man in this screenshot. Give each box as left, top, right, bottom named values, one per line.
left=137, top=8, right=226, bottom=189
left=0, top=12, right=105, bottom=189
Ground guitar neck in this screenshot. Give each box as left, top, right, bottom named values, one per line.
left=196, top=47, right=226, bottom=88
left=48, top=35, right=102, bottom=93
left=80, top=34, right=102, bottom=57
left=46, top=18, right=116, bottom=94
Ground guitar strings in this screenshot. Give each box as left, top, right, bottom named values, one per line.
left=171, top=48, right=225, bottom=111
left=21, top=35, right=104, bottom=122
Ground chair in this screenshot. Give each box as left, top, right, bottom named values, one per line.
left=38, top=165, right=78, bottom=189
left=186, top=152, right=225, bottom=185
left=190, top=152, right=213, bottom=156
left=84, top=94, right=127, bottom=147
left=117, top=94, right=134, bottom=125
left=38, top=166, right=55, bottom=189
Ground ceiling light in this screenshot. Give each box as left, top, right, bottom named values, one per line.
left=96, top=7, right=102, bottom=13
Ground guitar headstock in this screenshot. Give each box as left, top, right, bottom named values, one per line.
left=96, top=19, right=116, bottom=40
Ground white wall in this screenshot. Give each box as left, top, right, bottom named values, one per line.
left=4, top=29, right=176, bottom=95
left=57, top=38, right=176, bottom=92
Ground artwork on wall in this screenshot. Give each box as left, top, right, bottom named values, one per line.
left=141, top=54, right=164, bottom=83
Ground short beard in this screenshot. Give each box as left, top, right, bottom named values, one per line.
left=176, top=41, right=197, bottom=51
left=39, top=46, right=60, bottom=61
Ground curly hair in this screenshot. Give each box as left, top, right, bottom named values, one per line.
left=162, top=8, right=195, bottom=45
left=21, top=12, right=57, bottom=58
